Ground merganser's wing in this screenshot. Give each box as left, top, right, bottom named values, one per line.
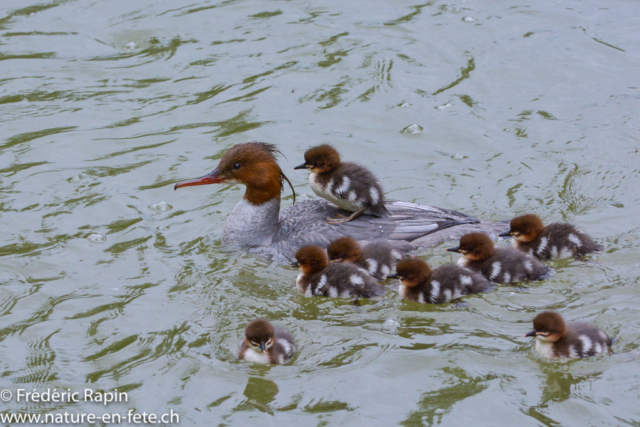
left=274, top=199, right=505, bottom=260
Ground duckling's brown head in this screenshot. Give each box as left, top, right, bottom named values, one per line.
left=525, top=311, right=567, bottom=343
left=294, top=144, right=341, bottom=174
left=447, top=232, right=495, bottom=261
left=295, top=245, right=329, bottom=275
left=504, top=214, right=545, bottom=242
left=245, top=319, right=275, bottom=354
left=393, top=258, right=432, bottom=288
left=327, top=237, right=362, bottom=264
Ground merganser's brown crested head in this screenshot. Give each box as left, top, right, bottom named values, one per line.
left=294, top=245, right=329, bottom=275
left=447, top=232, right=495, bottom=261
left=293, top=144, right=341, bottom=174
left=499, top=214, right=545, bottom=242
left=525, top=311, right=567, bottom=343
left=244, top=319, right=275, bottom=354
left=391, top=258, right=432, bottom=287
left=174, top=142, right=295, bottom=205
left=326, top=237, right=362, bottom=263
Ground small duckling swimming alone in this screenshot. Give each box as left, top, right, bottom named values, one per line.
left=390, top=258, right=492, bottom=304
left=326, top=236, right=403, bottom=280
left=238, top=319, right=296, bottom=365
left=447, top=232, right=554, bottom=284
left=499, top=214, right=603, bottom=260
left=294, top=144, right=390, bottom=224
left=525, top=311, right=612, bottom=359
left=294, top=245, right=386, bottom=298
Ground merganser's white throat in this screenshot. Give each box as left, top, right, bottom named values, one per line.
left=223, top=198, right=280, bottom=247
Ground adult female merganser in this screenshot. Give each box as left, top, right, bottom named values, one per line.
left=525, top=311, right=612, bottom=359
left=293, top=144, right=390, bottom=223
left=447, top=232, right=554, bottom=284
left=238, top=319, right=296, bottom=365
left=499, top=214, right=602, bottom=259
left=293, top=245, right=386, bottom=298
left=390, top=258, right=491, bottom=304
left=326, top=236, right=403, bottom=280
left=174, top=142, right=506, bottom=262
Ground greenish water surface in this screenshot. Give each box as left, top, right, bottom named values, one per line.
left=1, top=0, right=639, bottom=425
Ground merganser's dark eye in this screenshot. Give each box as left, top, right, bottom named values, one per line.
left=234, top=163, right=241, bottom=170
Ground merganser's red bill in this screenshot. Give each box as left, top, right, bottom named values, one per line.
left=174, top=169, right=223, bottom=190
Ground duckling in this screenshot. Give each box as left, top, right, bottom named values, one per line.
left=294, top=144, right=390, bottom=224
left=525, top=311, right=612, bottom=359
left=390, top=258, right=492, bottom=304
left=294, top=245, right=386, bottom=298
left=326, top=236, right=404, bottom=280
left=500, top=214, right=602, bottom=260
left=447, top=232, right=554, bottom=283
left=238, top=319, right=296, bottom=365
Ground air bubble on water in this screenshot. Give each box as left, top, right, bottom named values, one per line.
left=384, top=319, right=400, bottom=329
left=125, top=41, right=136, bottom=50
left=452, top=154, right=466, bottom=160
left=150, top=201, right=171, bottom=211
left=69, top=174, right=82, bottom=182
left=436, top=102, right=453, bottom=110
left=88, top=234, right=106, bottom=243
left=462, top=16, right=477, bottom=22
left=471, top=194, right=481, bottom=199
left=398, top=101, right=412, bottom=108
left=401, top=124, right=423, bottom=134
left=435, top=409, right=445, bottom=415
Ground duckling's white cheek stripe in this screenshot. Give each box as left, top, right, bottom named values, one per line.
left=336, top=176, right=350, bottom=194
left=369, top=187, right=380, bottom=204
left=490, top=262, right=502, bottom=280
left=579, top=335, right=592, bottom=354
left=350, top=274, right=364, bottom=286
left=456, top=258, right=467, bottom=267
left=524, top=260, right=533, bottom=273
left=366, top=259, right=378, bottom=275
left=460, top=275, right=472, bottom=285
left=568, top=233, right=582, bottom=247
left=537, top=237, right=549, bottom=255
